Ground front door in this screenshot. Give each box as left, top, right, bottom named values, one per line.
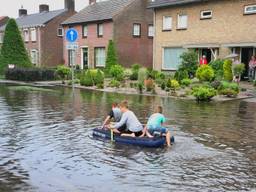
left=241, top=48, right=253, bottom=79
left=82, top=47, right=88, bottom=69
left=201, top=48, right=212, bottom=63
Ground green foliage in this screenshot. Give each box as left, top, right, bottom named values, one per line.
left=233, top=63, right=245, bottom=76
left=109, top=65, right=124, bottom=81
left=0, top=19, right=31, bottom=74
left=253, top=80, right=256, bottom=87
left=137, top=82, right=144, bottom=93
left=80, top=70, right=94, bottom=86
left=5, top=68, right=55, bottom=81
left=56, top=65, right=71, bottom=83
left=166, top=79, right=180, bottom=92
left=179, top=50, right=199, bottom=76
left=138, top=68, right=148, bottom=84
left=130, top=64, right=141, bottom=80
left=106, top=40, right=118, bottom=71
left=223, top=60, right=233, bottom=81
left=109, top=79, right=121, bottom=88
left=174, top=69, right=189, bottom=82
left=160, top=81, right=166, bottom=90
left=210, top=80, right=222, bottom=90
left=196, top=65, right=215, bottom=82
left=181, top=78, right=192, bottom=87
left=94, top=69, right=104, bottom=85
left=192, top=86, right=217, bottom=101
left=80, top=69, right=104, bottom=87
left=218, top=81, right=239, bottom=97
left=209, top=59, right=224, bottom=80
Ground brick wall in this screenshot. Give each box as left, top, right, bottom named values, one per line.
left=153, top=0, right=256, bottom=70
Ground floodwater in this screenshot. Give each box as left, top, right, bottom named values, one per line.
left=0, top=84, right=256, bottom=192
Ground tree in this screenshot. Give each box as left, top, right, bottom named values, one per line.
left=106, top=40, right=118, bottom=71
left=179, top=50, right=199, bottom=76
left=0, top=18, right=31, bottom=74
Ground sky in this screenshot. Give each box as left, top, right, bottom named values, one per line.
left=0, top=0, right=89, bottom=18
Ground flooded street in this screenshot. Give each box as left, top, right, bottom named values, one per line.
left=0, top=84, right=256, bottom=192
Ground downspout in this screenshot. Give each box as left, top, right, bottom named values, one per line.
left=38, top=26, right=41, bottom=67
left=153, top=9, right=156, bottom=70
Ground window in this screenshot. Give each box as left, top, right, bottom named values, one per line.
left=244, top=4, right=256, bottom=15
left=24, top=29, right=29, bottom=42
left=162, top=47, right=185, bottom=70
left=148, top=24, right=154, bottom=37
left=163, top=16, right=172, bottom=31
left=177, top=14, right=188, bottom=29
left=0, top=33, right=3, bottom=43
left=95, top=47, right=106, bottom=67
left=133, top=23, right=141, bottom=37
left=68, top=50, right=75, bottom=66
left=82, top=25, right=88, bottom=37
left=57, top=27, right=64, bottom=37
left=200, top=10, right=212, bottom=19
left=97, top=23, right=103, bottom=37
left=30, top=28, right=37, bottom=41
left=31, top=50, right=38, bottom=65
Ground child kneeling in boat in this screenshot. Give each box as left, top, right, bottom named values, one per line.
left=102, top=102, right=122, bottom=128
left=142, top=106, right=171, bottom=147
left=107, top=100, right=143, bottom=137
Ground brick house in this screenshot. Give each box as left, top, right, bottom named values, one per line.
left=62, top=0, right=153, bottom=69
left=0, top=0, right=76, bottom=67
left=149, top=0, right=256, bottom=76
left=0, top=16, right=9, bottom=45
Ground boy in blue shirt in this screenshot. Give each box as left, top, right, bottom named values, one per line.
left=142, top=106, right=171, bottom=147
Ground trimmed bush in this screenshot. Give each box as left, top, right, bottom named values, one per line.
left=209, top=59, right=224, bottom=80
left=0, top=19, right=32, bottom=74
left=5, top=68, right=55, bottom=81
left=56, top=65, right=71, bottom=84
left=181, top=78, right=192, bottom=87
left=223, top=60, right=233, bottom=81
left=110, top=65, right=124, bottom=81
left=166, top=79, right=180, bottom=92
left=192, top=86, right=217, bottom=101
left=196, top=65, right=215, bottom=82
left=174, top=69, right=189, bottom=82
left=106, top=40, right=118, bottom=71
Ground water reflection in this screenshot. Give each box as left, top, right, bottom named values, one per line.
left=0, top=84, right=256, bottom=191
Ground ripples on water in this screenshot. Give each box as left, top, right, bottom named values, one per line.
left=0, top=84, right=256, bottom=192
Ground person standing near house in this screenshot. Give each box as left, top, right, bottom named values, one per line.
left=200, top=55, right=208, bottom=65
left=248, top=55, right=256, bottom=81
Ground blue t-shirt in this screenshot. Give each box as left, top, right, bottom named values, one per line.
left=147, top=113, right=166, bottom=128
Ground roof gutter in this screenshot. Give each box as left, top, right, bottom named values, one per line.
left=148, top=0, right=206, bottom=9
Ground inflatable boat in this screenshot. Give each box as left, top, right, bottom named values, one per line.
left=93, top=128, right=174, bottom=148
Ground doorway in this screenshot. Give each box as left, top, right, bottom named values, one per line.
left=201, top=49, right=212, bottom=63
left=81, top=47, right=89, bottom=69
left=241, top=48, right=253, bottom=79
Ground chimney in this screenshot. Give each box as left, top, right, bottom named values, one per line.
left=89, top=0, right=96, bottom=5
left=19, top=7, right=27, bottom=17
left=39, top=4, right=49, bottom=13
left=65, top=0, right=75, bottom=12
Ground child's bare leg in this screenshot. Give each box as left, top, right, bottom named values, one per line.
left=121, top=133, right=135, bottom=137
left=139, top=126, right=147, bottom=137
left=166, top=131, right=171, bottom=147
left=146, top=130, right=153, bottom=138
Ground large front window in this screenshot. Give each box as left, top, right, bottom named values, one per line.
left=95, top=47, right=106, bottom=67
left=162, top=47, right=185, bottom=70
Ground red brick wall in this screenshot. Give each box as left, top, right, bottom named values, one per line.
left=113, top=0, right=153, bottom=68
left=63, top=21, right=113, bottom=68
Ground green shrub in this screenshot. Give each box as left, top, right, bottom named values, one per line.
left=174, top=69, right=189, bottom=82
left=181, top=78, right=192, bottom=86
left=160, top=81, right=166, bottom=90
left=219, top=88, right=238, bottom=97
left=233, top=63, right=245, bottom=76
left=5, top=68, right=55, bottom=81
left=94, top=69, right=104, bottom=85
left=166, top=79, right=180, bottom=92
left=196, top=65, right=215, bottom=82
left=96, top=83, right=104, bottom=89
left=106, top=40, right=118, bottom=71
left=147, top=69, right=160, bottom=80
left=56, top=65, right=71, bottom=83
left=80, top=70, right=94, bottom=86
left=137, top=82, right=144, bottom=93
left=210, top=80, right=222, bottom=90
left=109, top=79, right=121, bottom=88
left=138, top=68, right=148, bottom=84
left=129, top=64, right=141, bottom=80
left=253, top=80, right=256, bottom=87
left=192, top=86, right=217, bottom=101
left=223, top=60, right=233, bottom=81
left=179, top=51, right=199, bottom=77
left=110, top=65, right=124, bottom=81
left=124, top=68, right=132, bottom=79
left=218, top=81, right=239, bottom=97
left=209, top=59, right=224, bottom=80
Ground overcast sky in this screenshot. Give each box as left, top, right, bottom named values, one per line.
left=0, top=0, right=89, bottom=18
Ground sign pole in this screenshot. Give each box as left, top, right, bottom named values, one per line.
left=72, top=49, right=75, bottom=95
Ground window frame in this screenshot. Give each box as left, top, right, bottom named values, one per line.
left=162, top=16, right=172, bottom=31
left=162, top=47, right=185, bottom=71
left=23, top=29, right=29, bottom=42
left=148, top=24, right=154, bottom=38
left=200, top=10, right=213, bottom=19
left=82, top=24, right=88, bottom=38
left=177, top=14, right=188, bottom=30
left=244, top=4, right=256, bottom=15
left=94, top=47, right=106, bottom=68
left=57, top=27, right=64, bottom=37
left=132, top=23, right=141, bottom=37
left=97, top=23, right=103, bottom=37
left=30, top=49, right=38, bottom=65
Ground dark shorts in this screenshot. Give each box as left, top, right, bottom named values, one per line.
left=148, top=125, right=168, bottom=135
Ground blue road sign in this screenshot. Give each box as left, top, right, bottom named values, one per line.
left=66, top=28, right=78, bottom=42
